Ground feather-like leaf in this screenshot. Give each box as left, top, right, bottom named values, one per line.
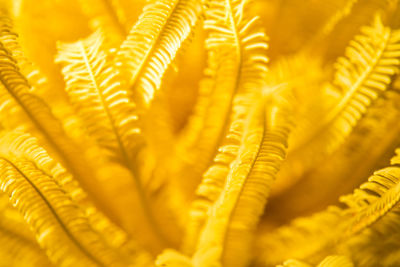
left=56, top=30, right=142, bottom=164
left=4, top=131, right=153, bottom=265
left=0, top=193, right=51, bottom=266
left=116, top=0, right=201, bottom=105
left=289, top=14, right=400, bottom=166
left=0, top=33, right=128, bottom=227
left=255, top=207, right=345, bottom=266
left=182, top=0, right=269, bottom=254
left=0, top=130, right=137, bottom=266
left=193, top=97, right=291, bottom=267
left=0, top=14, right=48, bottom=93
left=56, top=30, right=179, bottom=251
left=277, top=259, right=312, bottom=267
left=317, top=255, right=354, bottom=267
left=340, top=165, right=400, bottom=236
left=277, top=255, right=354, bottom=267
left=268, top=91, right=400, bottom=226
left=256, top=147, right=400, bottom=266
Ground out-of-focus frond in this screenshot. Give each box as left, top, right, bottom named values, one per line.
left=155, top=249, right=193, bottom=267
left=306, top=0, right=392, bottom=62
left=293, top=14, right=400, bottom=158
left=12, top=0, right=91, bottom=104
left=317, top=255, right=354, bottom=267
left=267, top=15, right=400, bottom=225
left=0, top=228, right=52, bottom=267
left=277, top=255, right=353, bottom=267
left=276, top=259, right=312, bottom=267
left=0, top=194, right=51, bottom=266
left=268, top=90, right=400, bottom=224
left=256, top=147, right=400, bottom=267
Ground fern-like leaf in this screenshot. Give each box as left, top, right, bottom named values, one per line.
left=340, top=164, right=400, bottom=235
left=193, top=96, right=291, bottom=267
left=317, top=255, right=354, bottom=267
left=290, top=14, right=400, bottom=163
left=0, top=194, right=50, bottom=266
left=277, top=255, right=354, bottom=267
left=116, top=0, right=201, bottom=105
left=56, top=30, right=180, bottom=251
left=256, top=147, right=400, bottom=266
left=0, top=130, right=137, bottom=266
left=0, top=14, right=48, bottom=93
left=0, top=32, right=131, bottom=229
left=182, top=0, right=269, bottom=254
left=56, top=30, right=142, bottom=164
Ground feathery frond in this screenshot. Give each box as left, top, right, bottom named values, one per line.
left=256, top=146, right=400, bottom=266
left=268, top=90, right=400, bottom=224
left=0, top=13, right=48, bottom=93
left=0, top=130, right=137, bottom=266
left=277, top=255, right=354, bottom=267
left=116, top=0, right=201, bottom=106
left=290, top=14, right=400, bottom=162
left=317, top=255, right=354, bottom=267
left=56, top=30, right=178, bottom=252
left=193, top=96, right=291, bottom=267
left=255, top=206, right=345, bottom=266
left=0, top=227, right=52, bottom=266
left=0, top=31, right=130, bottom=228
left=182, top=0, right=269, bottom=254
left=56, top=30, right=142, bottom=163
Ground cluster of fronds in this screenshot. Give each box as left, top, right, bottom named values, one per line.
left=1, top=0, right=400, bottom=266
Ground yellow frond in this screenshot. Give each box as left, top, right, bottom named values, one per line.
left=56, top=30, right=181, bottom=252
left=0, top=130, right=136, bottom=266
left=56, top=30, right=142, bottom=164
left=277, top=255, right=353, bottom=267
left=307, top=0, right=393, bottom=61
left=182, top=0, right=269, bottom=254
left=0, top=193, right=51, bottom=266
left=257, top=146, right=400, bottom=267
left=255, top=207, right=344, bottom=266
left=268, top=90, right=400, bottom=225
left=0, top=34, right=129, bottom=228
left=0, top=227, right=52, bottom=266
left=155, top=249, right=193, bottom=267
left=317, top=255, right=354, bottom=267
left=0, top=13, right=48, bottom=94
left=290, top=14, right=400, bottom=168
left=193, top=96, right=291, bottom=267
left=277, top=259, right=312, bottom=267
left=116, top=0, right=201, bottom=106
